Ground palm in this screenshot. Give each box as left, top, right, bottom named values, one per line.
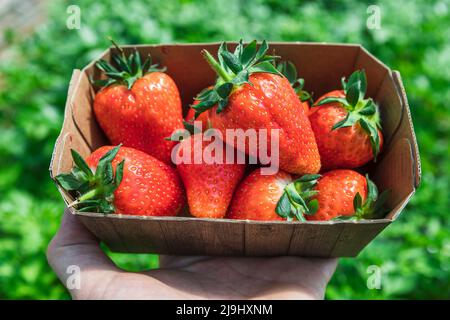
left=47, top=210, right=337, bottom=300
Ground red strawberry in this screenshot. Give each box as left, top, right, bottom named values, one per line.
left=176, top=134, right=246, bottom=218
left=55, top=145, right=185, bottom=216
left=305, top=170, right=367, bottom=221
left=275, top=169, right=388, bottom=221
left=227, top=168, right=388, bottom=222
left=93, top=42, right=183, bottom=165
left=309, top=70, right=384, bottom=170
left=227, top=168, right=292, bottom=221
left=194, top=40, right=321, bottom=175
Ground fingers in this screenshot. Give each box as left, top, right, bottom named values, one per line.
left=47, top=208, right=120, bottom=299
left=159, top=255, right=213, bottom=269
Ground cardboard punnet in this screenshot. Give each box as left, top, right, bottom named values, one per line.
left=49, top=42, right=421, bottom=257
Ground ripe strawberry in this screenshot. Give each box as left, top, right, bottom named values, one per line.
left=309, top=70, right=384, bottom=169
left=227, top=168, right=388, bottom=222
left=275, top=169, right=389, bottom=221
left=93, top=42, right=184, bottom=165
left=276, top=60, right=313, bottom=115
left=176, top=134, right=246, bottom=218
left=194, top=40, right=321, bottom=175
left=55, top=145, right=185, bottom=216
left=227, top=168, right=292, bottom=221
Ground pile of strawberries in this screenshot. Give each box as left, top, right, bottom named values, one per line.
left=56, top=40, right=388, bottom=222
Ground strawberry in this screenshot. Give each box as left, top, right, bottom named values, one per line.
left=275, top=169, right=389, bottom=221
left=93, top=42, right=184, bottom=165
left=309, top=70, right=384, bottom=170
left=227, top=168, right=388, bottom=222
left=276, top=60, right=313, bottom=115
left=55, top=145, right=185, bottom=216
left=176, top=134, right=246, bottom=218
left=194, top=40, right=321, bottom=175
left=227, top=168, right=292, bottom=221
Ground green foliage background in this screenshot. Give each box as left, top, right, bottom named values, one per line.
left=0, top=0, right=449, bottom=299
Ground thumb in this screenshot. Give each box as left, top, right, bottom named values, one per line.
left=47, top=208, right=120, bottom=299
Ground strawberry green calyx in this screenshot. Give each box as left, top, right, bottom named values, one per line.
left=276, top=61, right=313, bottom=104
left=55, top=145, right=125, bottom=214
left=194, top=40, right=283, bottom=118
left=314, top=70, right=382, bottom=159
left=94, top=39, right=165, bottom=89
left=334, top=175, right=390, bottom=221
left=275, top=174, right=321, bottom=221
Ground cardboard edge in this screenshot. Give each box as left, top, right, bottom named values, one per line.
left=72, top=210, right=392, bottom=225
left=391, top=71, right=422, bottom=188
left=112, top=41, right=364, bottom=49
left=385, top=138, right=416, bottom=220
left=70, top=70, right=97, bottom=150
left=49, top=69, right=81, bottom=180
left=330, top=220, right=391, bottom=257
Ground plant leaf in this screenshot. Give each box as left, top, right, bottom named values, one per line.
left=249, top=61, right=282, bottom=75
left=332, top=112, right=358, bottom=130
left=240, top=40, right=257, bottom=67
left=55, top=173, right=82, bottom=190
left=353, top=192, right=363, bottom=211
left=220, top=51, right=242, bottom=74
left=314, top=96, right=348, bottom=107
left=346, top=81, right=361, bottom=106
left=359, top=118, right=380, bottom=158
left=216, top=82, right=233, bottom=99
left=276, top=192, right=291, bottom=218
left=71, top=149, right=93, bottom=177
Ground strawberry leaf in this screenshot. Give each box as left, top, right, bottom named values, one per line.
left=93, top=40, right=164, bottom=89
left=55, top=145, right=125, bottom=214
left=240, top=40, right=257, bottom=67
left=275, top=174, right=321, bottom=221
left=359, top=118, right=381, bottom=159
left=71, top=149, right=93, bottom=178
left=314, top=96, right=348, bottom=107
left=220, top=51, right=242, bottom=74
left=346, top=82, right=361, bottom=106
left=332, top=112, right=358, bottom=130
left=276, top=192, right=291, bottom=218
left=55, top=173, right=83, bottom=190
left=353, top=175, right=390, bottom=220
left=197, top=40, right=282, bottom=116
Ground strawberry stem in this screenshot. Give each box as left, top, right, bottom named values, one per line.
left=78, top=189, right=99, bottom=202
left=201, top=49, right=233, bottom=82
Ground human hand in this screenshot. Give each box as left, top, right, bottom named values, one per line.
left=47, top=208, right=337, bottom=300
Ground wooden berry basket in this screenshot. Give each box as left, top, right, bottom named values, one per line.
left=49, top=42, right=421, bottom=257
